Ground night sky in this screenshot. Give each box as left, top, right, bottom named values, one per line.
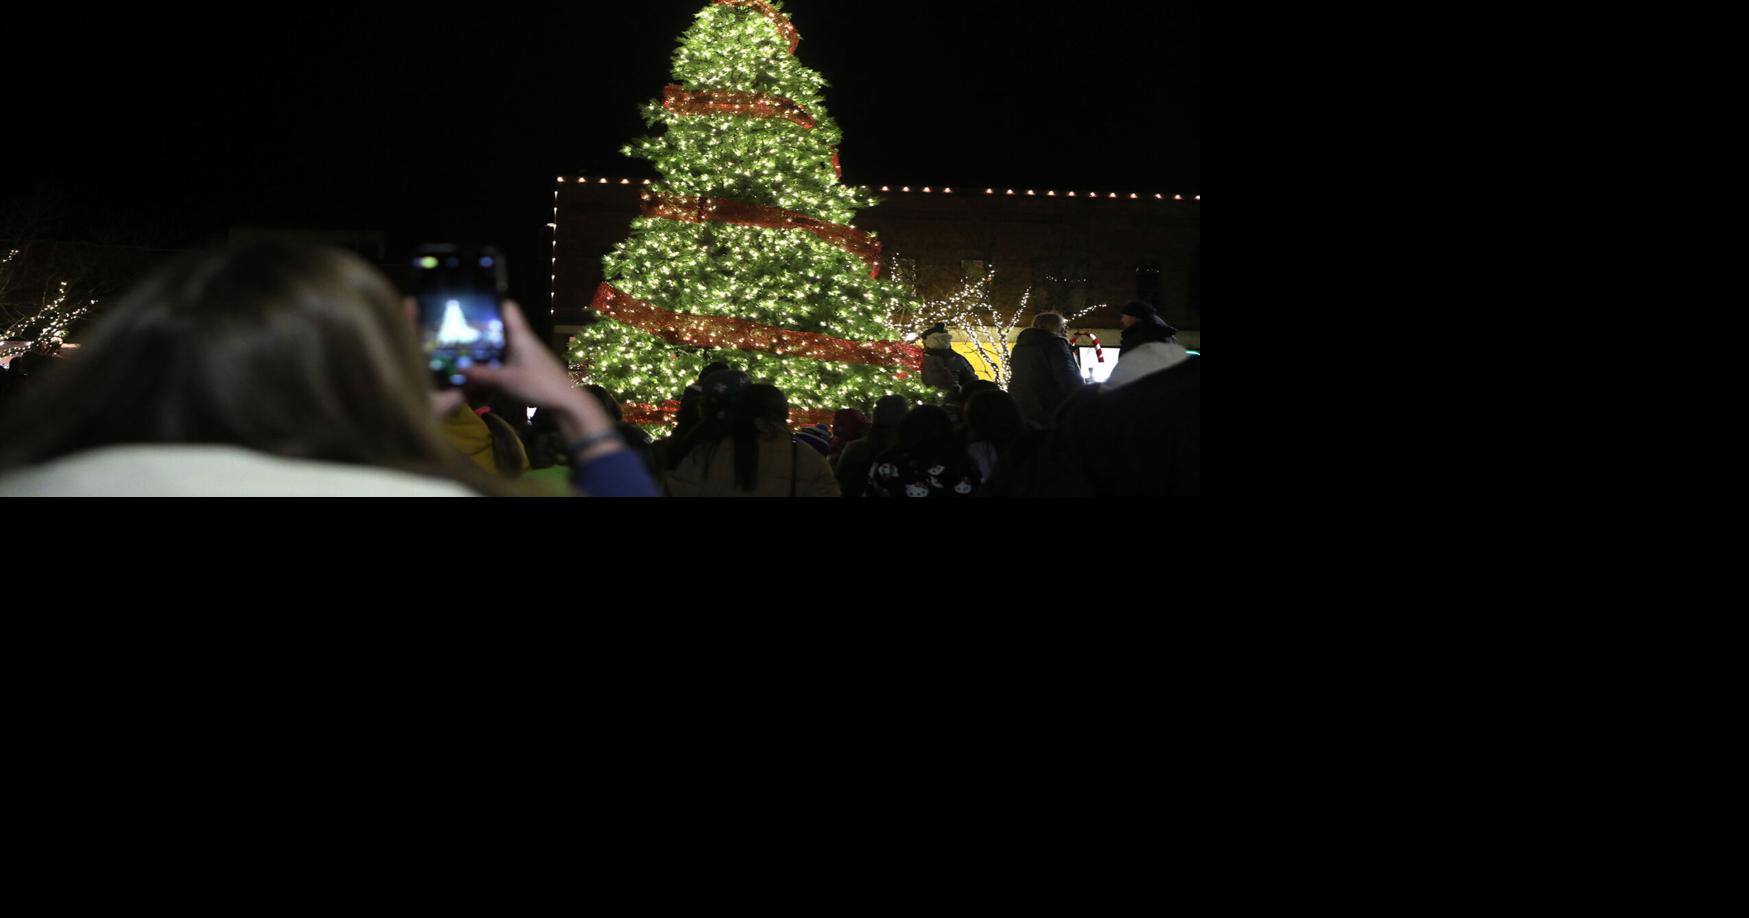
left=8, top=1, right=1199, bottom=310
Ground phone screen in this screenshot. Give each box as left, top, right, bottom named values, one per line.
left=412, top=246, right=507, bottom=388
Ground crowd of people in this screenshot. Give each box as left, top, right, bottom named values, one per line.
left=0, top=241, right=1199, bottom=497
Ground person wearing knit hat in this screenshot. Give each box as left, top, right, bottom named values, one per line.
left=1107, top=301, right=1191, bottom=391
left=795, top=424, right=832, bottom=457
left=920, top=323, right=979, bottom=396
left=1120, top=301, right=1159, bottom=320
left=1119, top=301, right=1177, bottom=352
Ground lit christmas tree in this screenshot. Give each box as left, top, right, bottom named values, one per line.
left=437, top=300, right=481, bottom=345
left=570, top=0, right=936, bottom=429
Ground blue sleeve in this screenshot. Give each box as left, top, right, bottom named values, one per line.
left=571, top=449, right=663, bottom=498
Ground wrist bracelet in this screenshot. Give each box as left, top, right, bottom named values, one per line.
left=567, top=430, right=622, bottom=458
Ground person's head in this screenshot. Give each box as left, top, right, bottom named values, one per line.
left=583, top=385, right=624, bottom=423
left=525, top=408, right=570, bottom=470
left=730, top=384, right=789, bottom=491
left=698, top=368, right=751, bottom=424
left=1033, top=313, right=1068, bottom=337
left=699, top=362, right=731, bottom=383
left=832, top=408, right=870, bottom=442
left=872, top=394, right=910, bottom=429
left=526, top=405, right=595, bottom=471
left=897, top=404, right=960, bottom=464
left=923, top=323, right=954, bottom=350
left=0, top=239, right=490, bottom=488
left=734, top=384, right=789, bottom=437
left=965, top=389, right=1028, bottom=450
left=957, top=379, right=1002, bottom=405
left=946, top=380, right=997, bottom=427
left=1121, top=301, right=1174, bottom=337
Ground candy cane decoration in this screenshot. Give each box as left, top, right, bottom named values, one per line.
left=1070, top=331, right=1105, bottom=364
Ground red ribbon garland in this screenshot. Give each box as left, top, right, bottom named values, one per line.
left=622, top=400, right=684, bottom=426
left=642, top=191, right=882, bottom=278
left=664, top=85, right=816, bottom=130
left=591, top=283, right=923, bottom=372
left=714, top=0, right=801, bottom=55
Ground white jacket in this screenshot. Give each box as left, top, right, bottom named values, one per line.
left=1103, top=341, right=1192, bottom=392
left=0, top=446, right=477, bottom=497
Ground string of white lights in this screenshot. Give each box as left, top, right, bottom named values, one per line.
left=2, top=278, right=96, bottom=348
left=887, top=268, right=1105, bottom=388
left=558, top=176, right=1200, bottom=202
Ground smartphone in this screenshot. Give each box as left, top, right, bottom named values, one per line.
left=411, top=244, right=508, bottom=388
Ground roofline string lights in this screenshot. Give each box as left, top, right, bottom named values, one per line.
left=567, top=178, right=1202, bottom=203
left=551, top=178, right=1199, bottom=321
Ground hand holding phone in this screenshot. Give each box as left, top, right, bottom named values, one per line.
left=411, top=244, right=508, bottom=389
left=458, top=301, right=622, bottom=462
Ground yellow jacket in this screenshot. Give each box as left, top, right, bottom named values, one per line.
left=441, top=407, right=529, bottom=477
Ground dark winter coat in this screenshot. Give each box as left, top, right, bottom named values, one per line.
left=1007, top=328, right=1084, bottom=427
left=834, top=426, right=900, bottom=497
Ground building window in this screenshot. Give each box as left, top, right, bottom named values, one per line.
left=1032, top=258, right=1088, bottom=313
left=1136, top=261, right=1163, bottom=304
left=961, top=258, right=989, bottom=284
left=890, top=256, right=918, bottom=294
